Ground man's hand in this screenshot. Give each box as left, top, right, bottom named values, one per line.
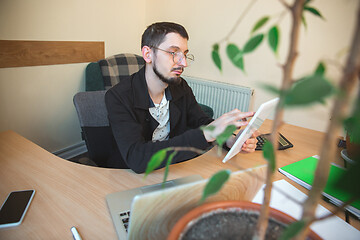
left=241, top=131, right=260, bottom=153
left=225, top=130, right=260, bottom=153
left=202, top=109, right=255, bottom=143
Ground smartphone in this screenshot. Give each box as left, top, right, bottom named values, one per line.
left=0, top=190, right=35, bottom=228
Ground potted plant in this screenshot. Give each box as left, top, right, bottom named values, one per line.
left=145, top=0, right=360, bottom=239
left=167, top=201, right=321, bottom=240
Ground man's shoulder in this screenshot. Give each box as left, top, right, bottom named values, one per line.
left=108, top=76, right=132, bottom=93
left=168, top=77, right=193, bottom=98
left=180, top=77, right=191, bottom=88
left=107, top=68, right=143, bottom=94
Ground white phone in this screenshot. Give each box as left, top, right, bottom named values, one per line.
left=0, top=190, right=35, bottom=228
left=222, top=98, right=279, bottom=163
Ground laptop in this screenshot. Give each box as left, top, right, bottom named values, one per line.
left=106, top=174, right=202, bottom=239
left=106, top=165, right=266, bottom=240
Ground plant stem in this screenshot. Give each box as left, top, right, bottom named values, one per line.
left=296, top=4, right=360, bottom=239
left=316, top=196, right=358, bottom=222
left=276, top=9, right=288, bottom=25
left=279, top=0, right=291, bottom=9
left=218, top=0, right=259, bottom=43
left=254, top=0, right=305, bottom=239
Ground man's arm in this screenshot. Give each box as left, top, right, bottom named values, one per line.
left=105, top=87, right=212, bottom=174
left=105, top=79, right=257, bottom=173
left=181, top=80, right=259, bottom=153
left=202, top=109, right=259, bottom=153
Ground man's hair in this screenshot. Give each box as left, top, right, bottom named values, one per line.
left=141, top=22, right=189, bottom=49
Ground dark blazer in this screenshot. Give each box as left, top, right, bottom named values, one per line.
left=105, top=67, right=213, bottom=173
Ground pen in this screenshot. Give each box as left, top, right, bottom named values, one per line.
left=71, top=226, right=83, bottom=240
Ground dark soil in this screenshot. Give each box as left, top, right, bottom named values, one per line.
left=180, top=208, right=287, bottom=240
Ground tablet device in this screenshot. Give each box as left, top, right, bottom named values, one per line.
left=222, top=97, right=279, bottom=163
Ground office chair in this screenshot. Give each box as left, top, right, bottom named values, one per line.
left=73, top=90, right=123, bottom=168
left=72, top=54, right=146, bottom=167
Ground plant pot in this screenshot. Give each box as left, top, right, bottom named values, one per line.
left=168, top=201, right=321, bottom=240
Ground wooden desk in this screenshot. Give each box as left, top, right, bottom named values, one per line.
left=0, top=121, right=357, bottom=239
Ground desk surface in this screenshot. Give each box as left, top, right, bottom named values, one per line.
left=0, top=120, right=357, bottom=239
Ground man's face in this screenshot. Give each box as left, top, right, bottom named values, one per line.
left=152, top=33, right=189, bottom=85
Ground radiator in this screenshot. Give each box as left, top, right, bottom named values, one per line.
left=183, top=76, right=253, bottom=118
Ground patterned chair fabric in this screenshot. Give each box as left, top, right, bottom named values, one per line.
left=98, top=53, right=145, bottom=89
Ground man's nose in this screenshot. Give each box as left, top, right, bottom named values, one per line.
left=178, top=56, right=188, bottom=67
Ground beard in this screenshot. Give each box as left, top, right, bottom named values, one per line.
left=153, top=62, right=182, bottom=85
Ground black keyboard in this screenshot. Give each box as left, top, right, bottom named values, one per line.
left=119, top=210, right=131, bottom=232
left=256, top=133, right=293, bottom=150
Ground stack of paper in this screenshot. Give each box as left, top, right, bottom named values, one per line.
left=253, top=180, right=360, bottom=239
left=278, top=155, right=360, bottom=218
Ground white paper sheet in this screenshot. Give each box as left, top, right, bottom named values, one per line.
left=252, top=180, right=360, bottom=240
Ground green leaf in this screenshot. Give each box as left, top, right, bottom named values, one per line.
left=212, top=44, right=222, bottom=71
left=216, top=125, right=237, bottom=147
left=162, top=151, right=177, bottom=187
left=212, top=50, right=222, bottom=72
left=304, top=6, right=324, bottom=19
left=200, top=169, right=231, bottom=203
left=251, top=16, right=270, bottom=34
left=144, top=149, right=168, bottom=177
left=302, top=14, right=308, bottom=29
left=263, top=141, right=275, bottom=173
left=318, top=98, right=326, bottom=105
left=314, top=62, right=326, bottom=76
left=201, top=125, right=216, bottom=132
left=226, top=43, right=245, bottom=72
left=285, top=75, right=334, bottom=107
left=279, top=220, right=306, bottom=240
left=243, top=34, right=264, bottom=54
left=213, top=43, right=219, bottom=52
left=268, top=26, right=279, bottom=54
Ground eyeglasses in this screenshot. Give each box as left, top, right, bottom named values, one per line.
left=151, top=47, right=194, bottom=65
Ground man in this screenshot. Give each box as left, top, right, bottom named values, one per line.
left=105, top=22, right=258, bottom=173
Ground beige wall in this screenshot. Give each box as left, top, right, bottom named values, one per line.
left=145, top=0, right=359, bottom=132
left=0, top=0, right=358, bottom=153
left=0, top=0, right=146, bottom=152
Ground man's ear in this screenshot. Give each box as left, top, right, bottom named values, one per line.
left=142, top=46, right=152, bottom=63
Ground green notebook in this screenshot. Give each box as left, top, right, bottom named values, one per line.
left=279, top=155, right=360, bottom=217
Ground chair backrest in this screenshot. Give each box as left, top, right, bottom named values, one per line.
left=73, top=91, right=108, bottom=127
left=85, top=62, right=105, bottom=91
left=85, top=53, right=145, bottom=91
left=73, top=90, right=116, bottom=167
left=98, top=53, right=145, bottom=89
left=77, top=53, right=145, bottom=167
